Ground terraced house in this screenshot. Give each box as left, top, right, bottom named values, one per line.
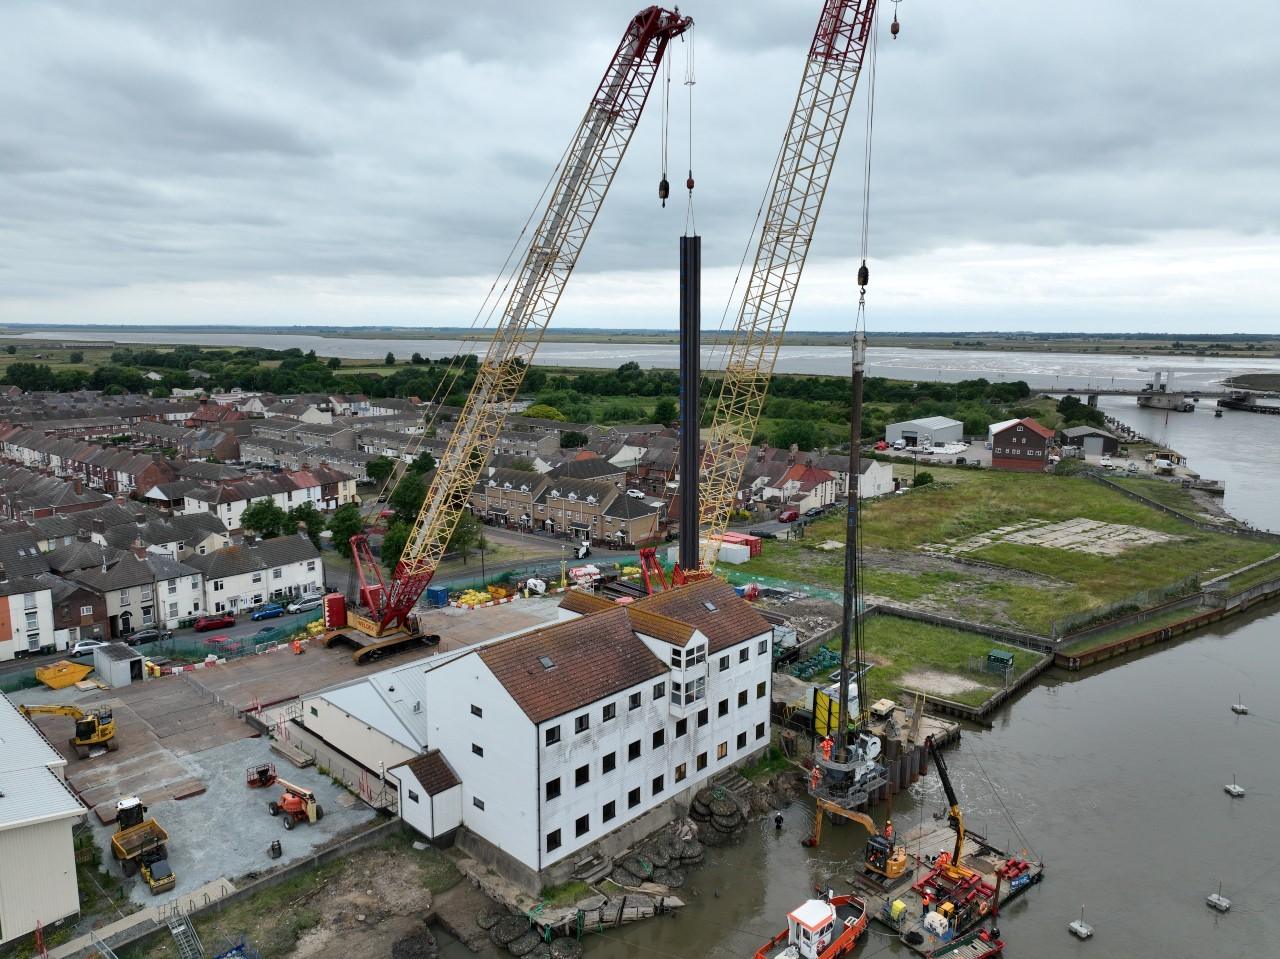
left=71, top=544, right=203, bottom=637
left=185, top=535, right=323, bottom=614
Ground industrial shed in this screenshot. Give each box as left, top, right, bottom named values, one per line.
left=885, top=415, right=963, bottom=447
left=0, top=695, right=85, bottom=945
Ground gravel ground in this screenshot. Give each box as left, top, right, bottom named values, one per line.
left=92, top=736, right=378, bottom=906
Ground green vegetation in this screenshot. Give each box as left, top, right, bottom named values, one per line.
left=837, top=616, right=1041, bottom=707
left=327, top=503, right=363, bottom=558
left=539, top=880, right=593, bottom=908
left=739, top=745, right=792, bottom=781
left=1056, top=605, right=1200, bottom=655
left=743, top=466, right=1277, bottom=634
left=1217, top=554, right=1280, bottom=594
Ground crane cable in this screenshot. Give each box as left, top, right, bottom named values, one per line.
left=683, top=26, right=697, bottom=236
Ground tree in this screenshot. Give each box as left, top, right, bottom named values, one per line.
left=241, top=499, right=288, bottom=538
left=771, top=419, right=820, bottom=451
left=411, top=352, right=426, bottom=365
left=447, top=511, right=484, bottom=563
left=328, top=503, right=364, bottom=558
left=409, top=451, right=436, bottom=474
left=525, top=403, right=567, bottom=421
left=913, top=471, right=935, bottom=488
left=384, top=352, right=396, bottom=366
left=560, top=430, right=589, bottom=449
left=327, top=356, right=341, bottom=370
left=3, top=345, right=14, bottom=355
left=390, top=472, right=427, bottom=525
left=508, top=456, right=536, bottom=472
left=288, top=503, right=326, bottom=548
left=366, top=456, right=396, bottom=487
left=653, top=397, right=677, bottom=424
left=381, top=522, right=410, bottom=572
left=68, top=351, right=84, bottom=364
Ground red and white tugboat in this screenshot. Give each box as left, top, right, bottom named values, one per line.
left=754, top=894, right=869, bottom=959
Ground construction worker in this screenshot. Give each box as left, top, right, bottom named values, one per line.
left=884, top=818, right=894, bottom=842
left=809, top=766, right=821, bottom=792
left=291, top=638, right=303, bottom=655
left=820, top=735, right=833, bottom=761
left=774, top=812, right=784, bottom=831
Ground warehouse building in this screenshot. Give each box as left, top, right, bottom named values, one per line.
left=297, top=578, right=773, bottom=890
left=0, top=694, right=85, bottom=945
left=885, top=415, right=963, bottom=448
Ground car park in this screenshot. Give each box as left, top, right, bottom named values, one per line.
left=250, top=603, right=286, bottom=622
left=194, top=614, right=236, bottom=632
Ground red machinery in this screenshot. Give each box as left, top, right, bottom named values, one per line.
left=268, top=779, right=323, bottom=830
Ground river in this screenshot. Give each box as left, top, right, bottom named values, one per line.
left=11, top=328, right=1280, bottom=392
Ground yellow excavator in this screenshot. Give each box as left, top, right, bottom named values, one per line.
left=804, top=796, right=908, bottom=882
left=926, top=735, right=978, bottom=882
left=18, top=704, right=117, bottom=758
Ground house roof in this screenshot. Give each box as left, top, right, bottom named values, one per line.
left=0, top=768, right=84, bottom=832
left=393, top=749, right=461, bottom=797
left=0, top=531, right=52, bottom=577
left=1060, top=425, right=1117, bottom=439
left=0, top=694, right=67, bottom=775
left=478, top=607, right=666, bottom=725
left=185, top=535, right=319, bottom=580
left=995, top=417, right=1055, bottom=440
left=894, top=415, right=962, bottom=431
left=558, top=589, right=616, bottom=616
left=631, top=578, right=771, bottom=653
left=547, top=457, right=625, bottom=481
left=45, top=538, right=121, bottom=573
left=602, top=495, right=661, bottom=520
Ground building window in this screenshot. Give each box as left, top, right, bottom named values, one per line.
left=141, top=584, right=152, bottom=600
left=653, top=681, right=665, bottom=700
left=213, top=580, right=224, bottom=592
left=670, top=648, right=682, bottom=668
left=717, top=741, right=728, bottom=760
left=473, top=797, right=485, bottom=811
left=652, top=774, right=664, bottom=796
left=719, top=654, right=729, bottom=672
left=675, top=717, right=687, bottom=738
left=119, top=589, right=130, bottom=605
left=545, top=778, right=561, bottom=801
left=309, top=706, right=318, bottom=717
left=408, top=789, right=419, bottom=804
left=547, top=829, right=562, bottom=852
left=602, top=702, right=616, bottom=722
left=472, top=743, right=484, bottom=757
left=575, top=713, right=589, bottom=734
left=168, top=602, right=179, bottom=618
left=190, top=576, right=200, bottom=589
left=575, top=815, right=590, bottom=837
left=80, top=605, right=93, bottom=616
left=756, top=722, right=766, bottom=740
left=272, top=568, right=282, bottom=580
left=675, top=763, right=687, bottom=783
left=697, top=708, right=709, bottom=728
left=757, top=681, right=767, bottom=699
left=545, top=726, right=561, bottom=746
left=471, top=704, right=483, bottom=718
left=603, top=751, right=616, bottom=774
left=252, top=572, right=263, bottom=584
left=306, top=561, right=317, bottom=572
left=718, top=699, right=729, bottom=718
left=691, top=644, right=706, bottom=665
left=603, top=800, right=616, bottom=823
left=652, top=729, right=665, bottom=749
left=697, top=752, right=708, bottom=771
left=628, top=787, right=641, bottom=809
left=628, top=691, right=641, bottom=711
left=167, top=580, right=177, bottom=595
left=628, top=740, right=641, bottom=762
left=737, top=731, right=747, bottom=750
left=739, top=647, right=749, bottom=664
left=738, top=690, right=748, bottom=708
left=575, top=764, right=590, bottom=787
left=758, top=639, right=768, bottom=656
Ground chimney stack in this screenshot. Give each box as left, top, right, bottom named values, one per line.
left=92, top=518, right=106, bottom=534
left=73, top=479, right=83, bottom=495
left=131, top=538, right=147, bottom=560
left=77, top=528, right=91, bottom=543
left=135, top=511, right=146, bottom=527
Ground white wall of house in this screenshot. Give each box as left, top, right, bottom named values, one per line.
left=300, top=694, right=418, bottom=772
left=0, top=817, right=80, bottom=945
left=0, top=589, right=56, bottom=661
left=155, top=574, right=204, bottom=626
left=858, top=461, right=894, bottom=498
left=397, top=766, right=462, bottom=840
left=205, top=557, right=322, bottom=613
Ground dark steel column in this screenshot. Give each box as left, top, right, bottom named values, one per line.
left=679, top=235, right=701, bottom=571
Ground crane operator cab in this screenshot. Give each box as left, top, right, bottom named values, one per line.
left=77, top=708, right=112, bottom=745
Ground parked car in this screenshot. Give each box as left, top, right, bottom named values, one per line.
left=626, top=489, right=646, bottom=500
left=1099, top=456, right=1113, bottom=468
left=1126, top=461, right=1139, bottom=473
left=194, top=614, right=236, bottom=632
left=778, top=509, right=800, bottom=523
left=804, top=506, right=824, bottom=518
left=69, top=639, right=108, bottom=657
left=250, top=603, right=286, bottom=622
left=124, top=627, right=172, bottom=646
left=286, top=596, right=323, bottom=614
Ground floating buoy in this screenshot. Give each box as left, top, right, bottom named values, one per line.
left=1068, top=906, right=1093, bottom=940
left=1224, top=774, right=1245, bottom=798
left=1206, top=882, right=1231, bottom=913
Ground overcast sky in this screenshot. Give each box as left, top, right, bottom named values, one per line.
left=1, top=0, right=1277, bottom=334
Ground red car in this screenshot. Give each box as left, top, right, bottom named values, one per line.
left=194, top=614, right=236, bottom=632
left=778, top=508, right=800, bottom=523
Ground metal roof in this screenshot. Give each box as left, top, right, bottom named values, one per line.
left=0, top=694, right=67, bottom=776
left=0, top=768, right=85, bottom=832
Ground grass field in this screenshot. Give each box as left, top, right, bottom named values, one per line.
left=820, top=616, right=1042, bottom=707
left=743, top=466, right=1277, bottom=634
left=1056, top=605, right=1200, bottom=655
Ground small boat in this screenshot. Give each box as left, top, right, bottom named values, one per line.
left=1067, top=906, right=1093, bottom=940
left=1224, top=774, right=1245, bottom=798
left=753, top=894, right=868, bottom=959
left=1206, top=882, right=1231, bottom=913
left=1231, top=695, right=1248, bottom=715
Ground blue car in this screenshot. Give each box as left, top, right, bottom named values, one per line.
left=250, top=603, right=285, bottom=622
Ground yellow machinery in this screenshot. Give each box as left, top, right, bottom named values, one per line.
left=805, top=796, right=908, bottom=881
left=111, top=798, right=175, bottom=894
left=927, top=735, right=978, bottom=882
left=19, top=703, right=117, bottom=758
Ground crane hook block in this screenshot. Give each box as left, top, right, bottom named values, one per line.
left=658, top=176, right=670, bottom=206
left=891, top=16, right=900, bottom=38
left=857, top=263, right=870, bottom=287
left=686, top=173, right=695, bottom=193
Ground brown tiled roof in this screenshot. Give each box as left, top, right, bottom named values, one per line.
left=626, top=607, right=694, bottom=647
left=632, top=578, right=771, bottom=653
left=558, top=589, right=615, bottom=616
left=393, top=749, right=460, bottom=797
left=478, top=607, right=665, bottom=725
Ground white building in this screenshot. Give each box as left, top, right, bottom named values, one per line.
left=884, top=415, right=964, bottom=447
left=71, top=546, right=203, bottom=636
left=297, top=579, right=773, bottom=889
left=0, top=695, right=85, bottom=945
left=186, top=534, right=323, bottom=613
left=0, top=571, right=55, bottom=661
left=857, top=460, right=894, bottom=498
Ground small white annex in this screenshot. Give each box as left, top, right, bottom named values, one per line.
left=0, top=695, right=85, bottom=945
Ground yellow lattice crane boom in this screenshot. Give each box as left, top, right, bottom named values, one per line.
left=698, top=0, right=880, bottom=573
left=350, top=7, right=693, bottom=634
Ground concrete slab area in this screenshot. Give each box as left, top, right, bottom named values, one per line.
left=90, top=736, right=379, bottom=907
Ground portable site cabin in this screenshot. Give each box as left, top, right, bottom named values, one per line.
left=93, top=643, right=143, bottom=689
